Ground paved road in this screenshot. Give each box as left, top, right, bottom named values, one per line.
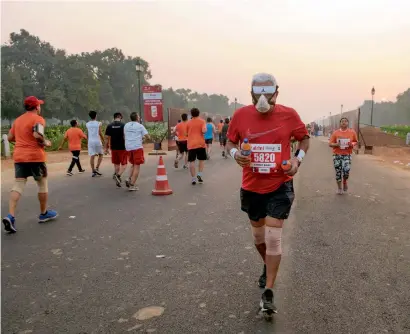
left=2, top=140, right=410, bottom=334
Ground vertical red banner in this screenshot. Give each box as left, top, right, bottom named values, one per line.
left=142, top=85, right=163, bottom=122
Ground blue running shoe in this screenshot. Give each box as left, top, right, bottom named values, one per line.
left=2, top=214, right=16, bottom=233
left=39, top=210, right=58, bottom=223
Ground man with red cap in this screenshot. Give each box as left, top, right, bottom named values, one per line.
left=2, top=96, right=58, bottom=233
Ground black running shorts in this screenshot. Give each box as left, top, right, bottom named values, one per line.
left=188, top=148, right=207, bottom=162
left=14, top=162, right=48, bottom=180
left=177, top=140, right=188, bottom=153
left=240, top=180, right=295, bottom=221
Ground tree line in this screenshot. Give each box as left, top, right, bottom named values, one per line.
left=1, top=29, right=243, bottom=124
left=358, top=89, right=410, bottom=127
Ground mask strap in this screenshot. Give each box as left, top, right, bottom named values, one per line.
left=251, top=93, right=258, bottom=104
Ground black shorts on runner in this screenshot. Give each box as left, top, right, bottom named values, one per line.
left=219, top=134, right=223, bottom=143
left=205, top=138, right=213, bottom=145
left=177, top=140, right=188, bottom=153
left=14, top=162, right=48, bottom=180
left=188, top=148, right=207, bottom=162
left=240, top=180, right=295, bottom=221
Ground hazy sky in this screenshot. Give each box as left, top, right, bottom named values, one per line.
left=2, top=0, right=410, bottom=122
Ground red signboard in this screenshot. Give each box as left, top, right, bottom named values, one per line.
left=142, top=85, right=163, bottom=122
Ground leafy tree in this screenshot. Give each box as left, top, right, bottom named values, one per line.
left=1, top=29, right=241, bottom=124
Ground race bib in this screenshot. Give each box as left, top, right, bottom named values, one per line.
left=338, top=138, right=350, bottom=149
left=250, top=144, right=281, bottom=173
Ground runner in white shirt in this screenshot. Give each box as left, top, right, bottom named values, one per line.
left=86, top=110, right=104, bottom=177
left=123, top=112, right=150, bottom=191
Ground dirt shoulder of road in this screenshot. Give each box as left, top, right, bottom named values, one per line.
left=368, top=146, right=410, bottom=171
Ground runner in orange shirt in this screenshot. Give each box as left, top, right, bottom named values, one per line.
left=3, top=96, right=58, bottom=233
left=329, top=117, right=358, bottom=194
left=59, top=120, right=87, bottom=176
left=186, top=108, right=207, bottom=185
left=174, top=113, right=189, bottom=169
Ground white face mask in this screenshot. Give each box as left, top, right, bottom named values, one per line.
left=255, top=94, right=271, bottom=113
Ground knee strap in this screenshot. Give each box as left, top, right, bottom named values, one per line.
left=265, top=226, right=282, bottom=255
left=36, top=177, right=48, bottom=193
left=251, top=225, right=265, bottom=245
left=11, top=179, right=27, bottom=194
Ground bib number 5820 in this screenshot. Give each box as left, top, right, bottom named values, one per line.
left=253, top=152, right=276, bottom=163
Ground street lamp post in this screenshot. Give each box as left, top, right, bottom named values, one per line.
left=371, top=86, right=375, bottom=126
left=234, top=97, right=237, bottom=111
left=329, top=112, right=332, bottom=134
left=340, top=104, right=343, bottom=116
left=135, top=60, right=144, bottom=123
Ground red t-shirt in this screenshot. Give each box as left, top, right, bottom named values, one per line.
left=227, top=104, right=308, bottom=194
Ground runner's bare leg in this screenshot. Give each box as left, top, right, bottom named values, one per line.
left=96, top=154, right=103, bottom=169
left=38, top=192, right=48, bottom=214
left=90, top=156, right=95, bottom=171
left=119, top=164, right=127, bottom=177
left=207, top=143, right=212, bottom=156
left=9, top=188, right=22, bottom=217
left=251, top=218, right=266, bottom=262
left=198, top=160, right=205, bottom=173
left=114, top=164, right=120, bottom=175
left=265, top=217, right=283, bottom=288
left=130, top=164, right=140, bottom=185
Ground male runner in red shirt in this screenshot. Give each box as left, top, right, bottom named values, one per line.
left=226, top=73, right=310, bottom=317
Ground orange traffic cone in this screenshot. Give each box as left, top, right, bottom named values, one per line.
left=152, top=156, right=173, bottom=196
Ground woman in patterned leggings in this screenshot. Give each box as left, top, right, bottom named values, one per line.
left=329, top=118, right=358, bottom=194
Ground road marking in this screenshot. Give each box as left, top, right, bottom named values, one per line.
left=51, top=249, right=63, bottom=256
left=126, top=324, right=142, bottom=331
left=133, top=306, right=165, bottom=320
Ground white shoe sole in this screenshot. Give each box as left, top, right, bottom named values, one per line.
left=38, top=214, right=58, bottom=223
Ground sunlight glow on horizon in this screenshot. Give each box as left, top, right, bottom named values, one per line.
left=1, top=0, right=409, bottom=122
